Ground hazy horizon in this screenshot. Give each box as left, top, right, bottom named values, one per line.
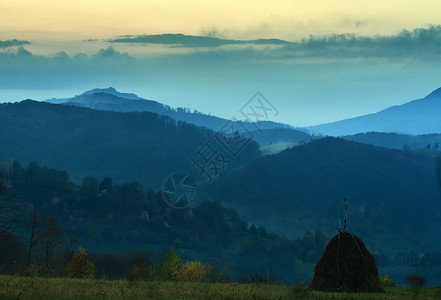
left=1, top=1, right=441, bottom=126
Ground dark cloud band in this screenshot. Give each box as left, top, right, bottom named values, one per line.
left=0, top=39, right=30, bottom=48
left=108, top=33, right=290, bottom=48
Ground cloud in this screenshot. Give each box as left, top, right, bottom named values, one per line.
left=355, top=20, right=367, bottom=28
left=0, top=46, right=134, bottom=90
left=91, top=47, right=132, bottom=62
left=16, top=46, right=33, bottom=57
left=104, top=25, right=441, bottom=63
left=199, top=28, right=223, bottom=38
left=108, top=33, right=290, bottom=48
left=0, top=39, right=30, bottom=48
left=277, top=25, right=441, bottom=60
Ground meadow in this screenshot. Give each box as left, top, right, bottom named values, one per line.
left=1, top=275, right=441, bottom=300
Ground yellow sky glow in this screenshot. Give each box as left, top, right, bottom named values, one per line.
left=1, top=0, right=441, bottom=40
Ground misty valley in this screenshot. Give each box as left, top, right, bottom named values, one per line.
left=1, top=87, right=441, bottom=299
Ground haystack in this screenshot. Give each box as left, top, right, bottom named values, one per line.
left=310, top=231, right=384, bottom=293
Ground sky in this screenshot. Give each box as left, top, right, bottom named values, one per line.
left=1, top=0, right=441, bottom=126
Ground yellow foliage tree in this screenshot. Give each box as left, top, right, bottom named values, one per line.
left=65, top=246, right=95, bottom=279
left=178, top=261, right=210, bottom=282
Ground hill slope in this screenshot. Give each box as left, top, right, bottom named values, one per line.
left=203, top=137, right=441, bottom=255
left=309, top=87, right=441, bottom=135
left=0, top=100, right=259, bottom=187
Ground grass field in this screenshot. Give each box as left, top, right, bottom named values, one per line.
left=1, top=275, right=441, bottom=300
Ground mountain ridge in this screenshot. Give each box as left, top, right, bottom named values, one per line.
left=45, top=88, right=309, bottom=145
left=309, top=87, right=441, bottom=136
left=82, top=87, right=144, bottom=100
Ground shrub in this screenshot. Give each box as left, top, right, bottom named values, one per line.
left=207, top=257, right=231, bottom=283
left=178, top=261, right=210, bottom=282
left=25, top=264, right=39, bottom=277
left=126, top=251, right=157, bottom=281
left=405, top=274, right=426, bottom=298
left=405, top=274, right=426, bottom=287
left=127, top=262, right=158, bottom=281
left=239, top=262, right=275, bottom=284
left=83, top=261, right=96, bottom=279
left=65, top=246, right=95, bottom=279
left=379, top=274, right=398, bottom=287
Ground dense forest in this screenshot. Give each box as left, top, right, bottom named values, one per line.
left=0, top=159, right=330, bottom=283
left=2, top=159, right=441, bottom=285
left=203, top=137, right=441, bottom=255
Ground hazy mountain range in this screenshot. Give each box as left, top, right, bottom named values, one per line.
left=309, top=87, right=441, bottom=136
left=2, top=87, right=441, bottom=284
left=46, top=88, right=294, bottom=133
left=46, top=86, right=441, bottom=149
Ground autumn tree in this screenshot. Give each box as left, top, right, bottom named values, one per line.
left=65, top=246, right=95, bottom=279
left=160, top=247, right=182, bottom=281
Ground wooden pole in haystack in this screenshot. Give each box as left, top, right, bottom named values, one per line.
left=310, top=197, right=384, bottom=293
left=344, top=198, right=348, bottom=232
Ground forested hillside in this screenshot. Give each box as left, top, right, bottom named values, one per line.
left=0, top=101, right=260, bottom=188
left=203, top=137, right=441, bottom=255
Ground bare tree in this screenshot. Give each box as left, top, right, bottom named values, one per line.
left=27, top=206, right=44, bottom=267
left=42, top=215, right=63, bottom=269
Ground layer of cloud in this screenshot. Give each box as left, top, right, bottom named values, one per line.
left=0, top=46, right=134, bottom=90
left=0, top=46, right=132, bottom=64
left=107, top=25, right=441, bottom=61
left=0, top=39, right=30, bottom=48
left=279, top=25, right=441, bottom=59
left=108, top=33, right=290, bottom=48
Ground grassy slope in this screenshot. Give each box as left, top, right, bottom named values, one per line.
left=0, top=275, right=440, bottom=300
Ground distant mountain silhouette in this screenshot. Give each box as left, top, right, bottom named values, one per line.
left=46, top=88, right=308, bottom=145
left=46, top=88, right=170, bottom=114
left=309, top=87, right=441, bottom=135
left=82, top=87, right=144, bottom=100
left=0, top=100, right=259, bottom=187
left=203, top=137, right=441, bottom=254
